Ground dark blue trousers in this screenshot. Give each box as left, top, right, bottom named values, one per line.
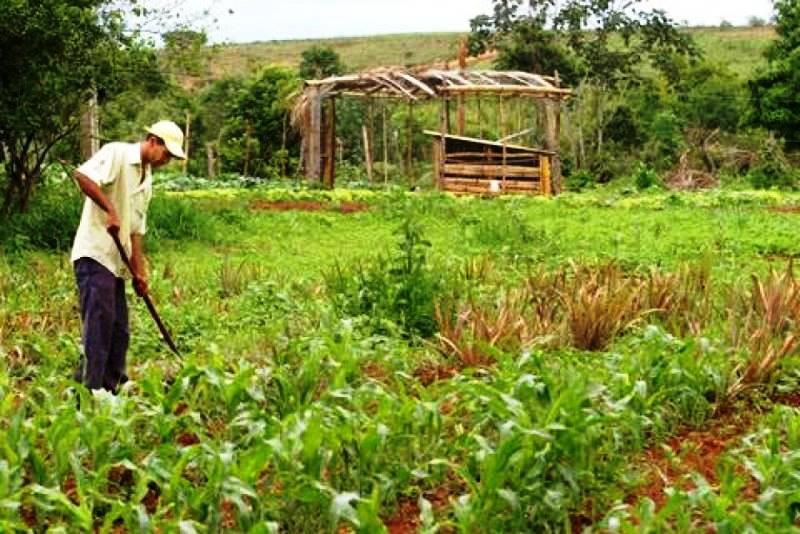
left=74, top=258, right=129, bottom=392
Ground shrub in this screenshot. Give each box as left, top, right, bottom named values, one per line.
left=0, top=178, right=81, bottom=252
left=633, top=162, right=662, bottom=190
left=147, top=196, right=216, bottom=242
left=565, top=169, right=596, bottom=191
left=325, top=212, right=444, bottom=338
left=748, top=136, right=796, bottom=189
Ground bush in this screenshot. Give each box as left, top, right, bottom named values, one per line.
left=748, top=136, right=796, bottom=189
left=0, top=179, right=82, bottom=252
left=565, top=169, right=597, bottom=191
left=325, top=212, right=444, bottom=338
left=633, top=162, right=662, bottom=190
left=649, top=111, right=685, bottom=169
left=147, top=196, right=217, bottom=242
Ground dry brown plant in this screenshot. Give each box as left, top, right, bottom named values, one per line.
left=727, top=266, right=800, bottom=400
left=644, top=264, right=713, bottom=336
left=434, top=291, right=528, bottom=367
left=560, top=264, right=645, bottom=351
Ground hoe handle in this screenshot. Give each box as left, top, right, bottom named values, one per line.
left=110, top=232, right=181, bottom=356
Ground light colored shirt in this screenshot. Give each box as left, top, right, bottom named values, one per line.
left=70, top=142, right=153, bottom=278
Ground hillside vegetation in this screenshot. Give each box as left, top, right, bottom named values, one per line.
left=207, top=26, right=776, bottom=79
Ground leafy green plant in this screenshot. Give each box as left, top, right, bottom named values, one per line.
left=325, top=210, right=444, bottom=338
left=748, top=136, right=796, bottom=189
left=633, top=162, right=662, bottom=190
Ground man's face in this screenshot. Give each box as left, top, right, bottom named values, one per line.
left=148, top=137, right=173, bottom=168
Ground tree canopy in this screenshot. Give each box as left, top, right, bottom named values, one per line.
left=749, top=0, right=800, bottom=147
left=0, top=0, right=160, bottom=214
left=468, top=0, right=697, bottom=87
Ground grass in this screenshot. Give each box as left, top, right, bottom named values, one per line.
left=200, top=26, right=776, bottom=82
left=208, top=33, right=467, bottom=79
left=4, top=185, right=800, bottom=531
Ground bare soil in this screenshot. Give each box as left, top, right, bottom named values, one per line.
left=250, top=200, right=369, bottom=214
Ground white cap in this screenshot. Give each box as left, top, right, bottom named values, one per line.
left=145, top=120, right=186, bottom=159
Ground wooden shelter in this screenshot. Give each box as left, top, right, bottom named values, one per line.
left=294, top=67, right=571, bottom=195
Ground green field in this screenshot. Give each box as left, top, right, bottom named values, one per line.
left=4, top=185, right=800, bottom=531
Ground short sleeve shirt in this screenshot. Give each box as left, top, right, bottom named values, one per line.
left=70, top=142, right=153, bottom=278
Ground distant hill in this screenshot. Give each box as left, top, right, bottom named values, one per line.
left=202, top=26, right=776, bottom=82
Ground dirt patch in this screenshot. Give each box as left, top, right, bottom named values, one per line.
left=221, top=499, right=237, bottom=529
left=774, top=392, right=800, bottom=407
left=627, top=407, right=757, bottom=512
left=20, top=502, right=37, bottom=528
left=107, top=465, right=135, bottom=497
left=362, top=362, right=391, bottom=383
left=250, top=200, right=369, bottom=214
left=141, top=482, right=160, bottom=514
left=63, top=474, right=80, bottom=505
left=414, top=364, right=458, bottom=386
left=385, top=499, right=421, bottom=534
left=768, top=206, right=800, bottom=214
left=384, top=483, right=460, bottom=534
left=176, top=431, right=201, bottom=447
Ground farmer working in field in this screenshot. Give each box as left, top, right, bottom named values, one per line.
left=71, top=120, right=185, bottom=393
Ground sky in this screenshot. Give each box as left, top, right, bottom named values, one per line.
left=201, top=0, right=776, bottom=44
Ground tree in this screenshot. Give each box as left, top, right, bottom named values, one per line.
left=298, top=46, right=345, bottom=80
left=749, top=0, right=800, bottom=148
left=162, top=29, right=212, bottom=79
left=0, top=0, right=155, bottom=214
left=468, top=0, right=697, bottom=87
left=221, top=67, right=300, bottom=177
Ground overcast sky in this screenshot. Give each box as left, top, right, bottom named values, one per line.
left=203, top=0, right=776, bottom=43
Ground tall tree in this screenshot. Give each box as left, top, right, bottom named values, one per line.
left=468, top=0, right=697, bottom=86
left=0, top=0, right=157, bottom=214
left=749, top=0, right=800, bottom=148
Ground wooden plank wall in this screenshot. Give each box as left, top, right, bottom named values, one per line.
left=436, top=137, right=551, bottom=196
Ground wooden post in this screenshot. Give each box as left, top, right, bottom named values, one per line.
left=477, top=97, right=483, bottom=138
left=322, top=97, right=336, bottom=188
left=362, top=124, right=374, bottom=183
left=439, top=97, right=448, bottom=190
left=443, top=97, right=451, bottom=135
left=182, top=110, right=191, bottom=174
left=542, top=71, right=562, bottom=193
left=542, top=100, right=561, bottom=193
left=432, top=137, right=442, bottom=189
left=457, top=39, right=467, bottom=136
left=382, top=103, right=389, bottom=186
left=406, top=100, right=415, bottom=186
left=306, top=86, right=322, bottom=181
left=541, top=155, right=552, bottom=196
left=79, top=90, right=99, bottom=160
left=206, top=142, right=216, bottom=178
left=501, top=142, right=507, bottom=193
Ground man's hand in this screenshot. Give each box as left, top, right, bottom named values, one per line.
left=132, top=274, right=149, bottom=297
left=106, top=210, right=121, bottom=237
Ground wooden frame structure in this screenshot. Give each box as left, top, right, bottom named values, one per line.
left=294, top=68, right=571, bottom=195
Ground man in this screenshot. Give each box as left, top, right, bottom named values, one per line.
left=71, top=120, right=185, bottom=393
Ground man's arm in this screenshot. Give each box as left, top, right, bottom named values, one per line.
left=130, top=233, right=149, bottom=297
left=74, top=171, right=120, bottom=235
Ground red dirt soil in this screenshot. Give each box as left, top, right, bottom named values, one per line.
left=384, top=484, right=459, bottom=534
left=768, top=206, right=800, bottom=214
left=628, top=407, right=758, bottom=512
left=141, top=482, right=161, bottom=514
left=176, top=431, right=201, bottom=447
left=250, top=200, right=369, bottom=214
left=413, top=364, right=459, bottom=386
